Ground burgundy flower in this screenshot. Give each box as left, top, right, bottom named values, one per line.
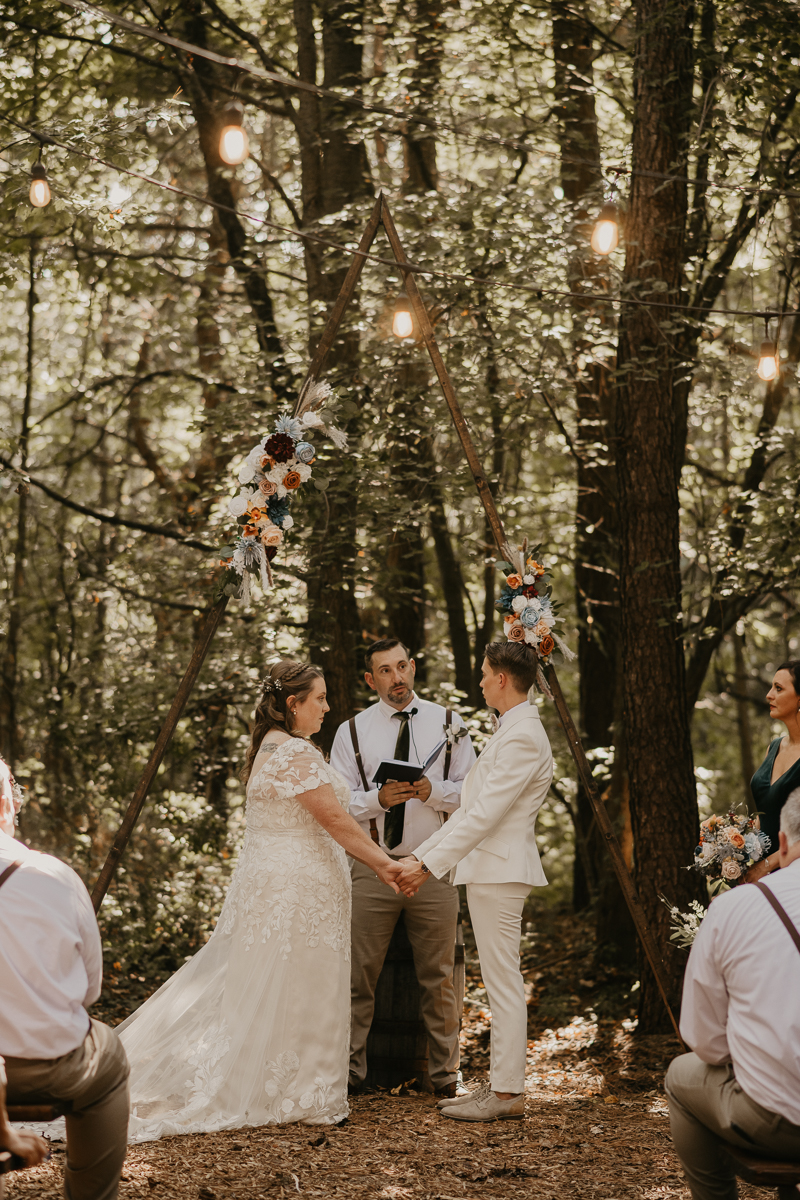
left=264, top=432, right=296, bottom=463
left=523, top=585, right=539, bottom=598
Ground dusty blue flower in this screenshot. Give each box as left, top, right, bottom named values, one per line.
left=295, top=441, right=315, bottom=464
left=520, top=605, right=540, bottom=628
left=275, top=413, right=303, bottom=441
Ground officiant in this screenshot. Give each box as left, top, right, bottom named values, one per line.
left=330, top=638, right=476, bottom=1098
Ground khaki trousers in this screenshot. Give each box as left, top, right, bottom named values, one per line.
left=466, top=881, right=531, bottom=1094
left=5, top=1019, right=129, bottom=1200
left=665, top=1052, right=800, bottom=1200
left=350, top=858, right=460, bottom=1089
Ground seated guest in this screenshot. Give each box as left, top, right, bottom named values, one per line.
left=665, top=788, right=800, bottom=1200
left=0, top=757, right=129, bottom=1200
left=0, top=1054, right=48, bottom=1194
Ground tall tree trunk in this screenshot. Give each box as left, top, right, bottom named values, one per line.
left=552, top=6, right=624, bottom=919
left=300, top=0, right=374, bottom=747
left=0, top=241, right=36, bottom=768
left=402, top=0, right=444, bottom=193
left=427, top=462, right=473, bottom=696
left=732, top=630, right=756, bottom=811
left=615, top=0, right=704, bottom=1032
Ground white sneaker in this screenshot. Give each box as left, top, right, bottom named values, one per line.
left=436, top=1081, right=490, bottom=1110
left=439, top=1090, right=524, bottom=1122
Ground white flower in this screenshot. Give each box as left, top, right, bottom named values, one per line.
left=238, top=461, right=255, bottom=485
left=268, top=462, right=288, bottom=486
left=228, top=488, right=254, bottom=518
left=300, top=410, right=324, bottom=430
left=246, top=444, right=266, bottom=468
left=511, top=595, right=527, bottom=613
left=293, top=462, right=312, bottom=483
left=299, top=1092, right=315, bottom=1110
left=264, top=1081, right=278, bottom=1097
left=523, top=628, right=537, bottom=645
left=523, top=574, right=535, bottom=585
left=281, top=514, right=294, bottom=531
left=281, top=1098, right=295, bottom=1114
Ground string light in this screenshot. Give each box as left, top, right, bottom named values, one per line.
left=218, top=100, right=249, bottom=166
left=29, top=161, right=50, bottom=208
left=392, top=289, right=413, bottom=338
left=757, top=336, right=779, bottom=382
left=590, top=201, right=619, bottom=255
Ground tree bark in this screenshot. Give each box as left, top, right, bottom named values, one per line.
left=552, top=4, right=623, bottom=920
left=299, top=0, right=374, bottom=747
left=402, top=0, right=444, bottom=193
left=427, top=463, right=473, bottom=696
left=614, top=0, right=704, bottom=1032
left=0, top=241, right=36, bottom=768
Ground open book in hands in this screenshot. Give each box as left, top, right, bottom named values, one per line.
left=371, top=738, right=447, bottom=787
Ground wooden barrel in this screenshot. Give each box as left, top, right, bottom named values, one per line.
left=365, top=902, right=465, bottom=1091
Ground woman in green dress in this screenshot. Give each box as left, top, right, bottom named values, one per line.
left=747, top=660, right=800, bottom=881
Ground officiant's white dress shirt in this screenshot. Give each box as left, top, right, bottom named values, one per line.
left=0, top=829, right=102, bottom=1059
left=680, top=857, right=800, bottom=1125
left=330, top=694, right=476, bottom=858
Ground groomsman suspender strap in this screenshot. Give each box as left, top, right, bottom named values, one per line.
left=755, top=882, right=800, bottom=956
left=0, top=860, right=22, bottom=891
left=348, top=710, right=455, bottom=846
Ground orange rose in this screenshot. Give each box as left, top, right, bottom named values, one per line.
left=506, top=573, right=523, bottom=589
left=504, top=613, right=516, bottom=625
left=507, top=623, right=526, bottom=641
left=528, top=559, right=545, bottom=576
left=243, top=524, right=259, bottom=538
left=539, top=635, right=555, bottom=656
left=283, top=471, right=302, bottom=490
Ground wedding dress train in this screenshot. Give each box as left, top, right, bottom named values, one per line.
left=117, top=738, right=351, bottom=1141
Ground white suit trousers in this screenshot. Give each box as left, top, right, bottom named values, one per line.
left=466, top=881, right=531, bottom=1094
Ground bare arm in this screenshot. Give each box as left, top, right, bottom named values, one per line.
left=296, top=782, right=407, bottom=893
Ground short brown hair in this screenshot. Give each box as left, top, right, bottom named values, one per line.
left=364, top=637, right=410, bottom=672
left=484, top=640, right=538, bottom=693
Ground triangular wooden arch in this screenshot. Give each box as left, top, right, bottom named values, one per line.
left=91, top=193, right=681, bottom=1041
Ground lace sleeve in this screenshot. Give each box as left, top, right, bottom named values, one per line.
left=271, top=740, right=330, bottom=801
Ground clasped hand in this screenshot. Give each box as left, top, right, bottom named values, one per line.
left=376, top=857, right=432, bottom=897
left=379, top=777, right=432, bottom=807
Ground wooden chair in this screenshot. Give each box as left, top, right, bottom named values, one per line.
left=723, top=1144, right=800, bottom=1199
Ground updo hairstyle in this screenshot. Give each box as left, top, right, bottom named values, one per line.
left=240, top=659, right=325, bottom=782
left=776, top=661, right=800, bottom=695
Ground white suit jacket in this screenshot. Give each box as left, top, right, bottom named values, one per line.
left=414, top=703, right=552, bottom=886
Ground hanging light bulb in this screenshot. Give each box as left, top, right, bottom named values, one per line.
left=218, top=100, right=249, bottom=165
left=757, top=339, right=779, bottom=382
left=29, top=162, right=51, bottom=208
left=590, top=201, right=619, bottom=255
left=392, top=289, right=413, bottom=338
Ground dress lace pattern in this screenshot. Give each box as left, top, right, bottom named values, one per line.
left=118, top=738, right=352, bottom=1141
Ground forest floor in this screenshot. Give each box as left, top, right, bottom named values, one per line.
left=6, top=904, right=766, bottom=1200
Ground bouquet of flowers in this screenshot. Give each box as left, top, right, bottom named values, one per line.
left=691, top=809, right=771, bottom=894
left=214, top=382, right=347, bottom=603
left=495, top=537, right=573, bottom=693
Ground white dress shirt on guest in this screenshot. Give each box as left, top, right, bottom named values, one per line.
left=680, top=856, right=800, bottom=1125
left=330, top=693, right=476, bottom=857
left=0, top=829, right=102, bottom=1059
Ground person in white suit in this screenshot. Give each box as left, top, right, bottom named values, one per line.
left=398, top=640, right=552, bottom=1122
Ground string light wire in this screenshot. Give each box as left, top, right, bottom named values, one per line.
left=54, top=0, right=800, bottom=203
left=2, top=112, right=795, bottom=322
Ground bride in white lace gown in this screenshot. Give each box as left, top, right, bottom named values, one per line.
left=117, top=660, right=405, bottom=1142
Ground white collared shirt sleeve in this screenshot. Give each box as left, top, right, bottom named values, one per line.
left=424, top=716, right=476, bottom=811
left=329, top=721, right=383, bottom=820
left=76, top=876, right=103, bottom=1008
left=679, top=900, right=732, bottom=1065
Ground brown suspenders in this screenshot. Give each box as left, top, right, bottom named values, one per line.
left=349, top=709, right=456, bottom=846
left=0, top=860, right=22, bottom=891
left=755, top=881, right=800, bottom=956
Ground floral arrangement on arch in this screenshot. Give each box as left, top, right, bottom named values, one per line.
left=495, top=536, right=573, bottom=691
left=214, top=382, right=347, bottom=603
left=690, top=808, right=771, bottom=894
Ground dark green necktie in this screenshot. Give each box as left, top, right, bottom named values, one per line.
left=383, top=708, right=417, bottom=850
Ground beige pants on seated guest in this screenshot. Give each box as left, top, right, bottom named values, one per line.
left=665, top=1052, right=800, bottom=1200
left=466, top=881, right=531, bottom=1095
left=5, top=1019, right=129, bottom=1200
